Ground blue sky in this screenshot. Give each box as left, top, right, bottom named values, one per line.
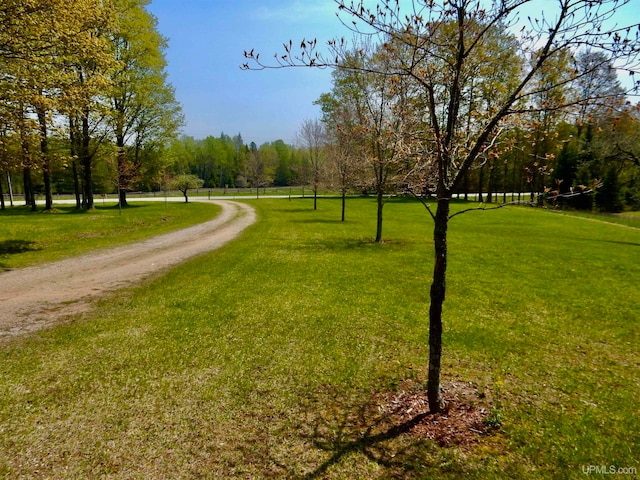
left=147, top=0, right=639, bottom=146
left=146, top=0, right=343, bottom=145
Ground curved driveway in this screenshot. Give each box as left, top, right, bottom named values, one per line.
left=0, top=200, right=256, bottom=339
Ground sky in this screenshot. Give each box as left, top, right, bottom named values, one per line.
left=146, top=0, right=345, bottom=146
left=146, top=0, right=639, bottom=146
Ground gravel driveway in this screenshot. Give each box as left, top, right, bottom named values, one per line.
left=0, top=200, right=256, bottom=340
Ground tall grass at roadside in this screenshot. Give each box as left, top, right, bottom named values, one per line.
left=0, top=201, right=220, bottom=269
left=0, top=197, right=638, bottom=478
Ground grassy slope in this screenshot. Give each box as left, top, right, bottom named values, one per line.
left=0, top=197, right=638, bottom=478
left=0, top=201, right=221, bottom=269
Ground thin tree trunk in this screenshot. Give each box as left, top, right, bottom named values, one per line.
left=117, top=140, right=128, bottom=207
left=341, top=189, right=346, bottom=222
left=375, top=189, right=383, bottom=243
left=313, top=168, right=318, bottom=210
left=69, top=116, right=82, bottom=209
left=428, top=197, right=450, bottom=413
left=7, top=172, right=13, bottom=206
left=72, top=161, right=81, bottom=209
left=0, top=175, right=5, bottom=210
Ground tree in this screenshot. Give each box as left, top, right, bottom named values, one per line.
left=296, top=119, right=327, bottom=210
left=244, top=141, right=276, bottom=197
left=168, top=174, right=204, bottom=203
left=0, top=0, right=118, bottom=210
left=108, top=0, right=182, bottom=208
left=244, top=0, right=640, bottom=412
left=316, top=48, right=409, bottom=240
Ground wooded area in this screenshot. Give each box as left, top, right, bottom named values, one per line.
left=0, top=0, right=183, bottom=210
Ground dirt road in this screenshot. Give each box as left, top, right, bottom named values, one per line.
left=0, top=200, right=256, bottom=340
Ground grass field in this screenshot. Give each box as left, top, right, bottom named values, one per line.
left=0, top=201, right=221, bottom=269
left=0, top=197, right=638, bottom=478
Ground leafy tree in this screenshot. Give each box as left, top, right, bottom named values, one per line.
left=244, top=0, right=640, bottom=412
left=244, top=142, right=276, bottom=197
left=0, top=0, right=118, bottom=210
left=108, top=0, right=182, bottom=207
left=168, top=174, right=204, bottom=203
left=273, top=139, right=294, bottom=186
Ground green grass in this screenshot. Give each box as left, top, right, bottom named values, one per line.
left=0, top=201, right=221, bottom=269
left=548, top=209, right=640, bottom=228
left=0, top=197, right=638, bottom=478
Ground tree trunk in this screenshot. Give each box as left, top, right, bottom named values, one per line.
left=23, top=167, right=36, bottom=211
left=69, top=116, right=82, bottom=209
left=117, top=140, right=128, bottom=207
left=503, top=161, right=508, bottom=203
left=428, top=197, right=450, bottom=413
left=0, top=175, right=5, bottom=210
left=313, top=188, right=317, bottom=210
left=341, top=189, right=346, bottom=222
left=36, top=107, right=53, bottom=210
left=478, top=164, right=484, bottom=202
left=182, top=190, right=189, bottom=203
left=72, top=161, right=81, bottom=209
left=81, top=113, right=94, bottom=209
left=375, top=189, right=384, bottom=243
left=7, top=172, right=14, bottom=206
left=487, top=163, right=494, bottom=203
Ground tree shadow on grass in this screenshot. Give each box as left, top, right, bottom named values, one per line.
left=292, top=237, right=414, bottom=254
left=296, top=381, right=493, bottom=479
left=0, top=239, right=38, bottom=255
left=574, top=236, right=640, bottom=248
left=292, top=218, right=349, bottom=225
left=0, top=240, right=38, bottom=270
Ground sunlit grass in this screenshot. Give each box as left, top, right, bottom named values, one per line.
left=0, top=197, right=638, bottom=478
left=0, top=201, right=220, bottom=269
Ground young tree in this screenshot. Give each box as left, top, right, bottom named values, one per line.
left=168, top=174, right=204, bottom=203
left=316, top=49, right=409, bottom=240
left=296, top=118, right=326, bottom=210
left=244, top=0, right=640, bottom=412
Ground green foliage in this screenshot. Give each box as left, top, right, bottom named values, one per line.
left=0, top=198, right=638, bottom=477
left=167, top=174, right=204, bottom=202
left=165, top=134, right=310, bottom=190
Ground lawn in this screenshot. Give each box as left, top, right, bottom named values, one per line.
left=0, top=197, right=638, bottom=478
left=0, top=201, right=221, bottom=269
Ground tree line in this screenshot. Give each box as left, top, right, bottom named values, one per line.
left=165, top=134, right=310, bottom=191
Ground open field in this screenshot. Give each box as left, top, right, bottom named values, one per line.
left=0, top=197, right=638, bottom=478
